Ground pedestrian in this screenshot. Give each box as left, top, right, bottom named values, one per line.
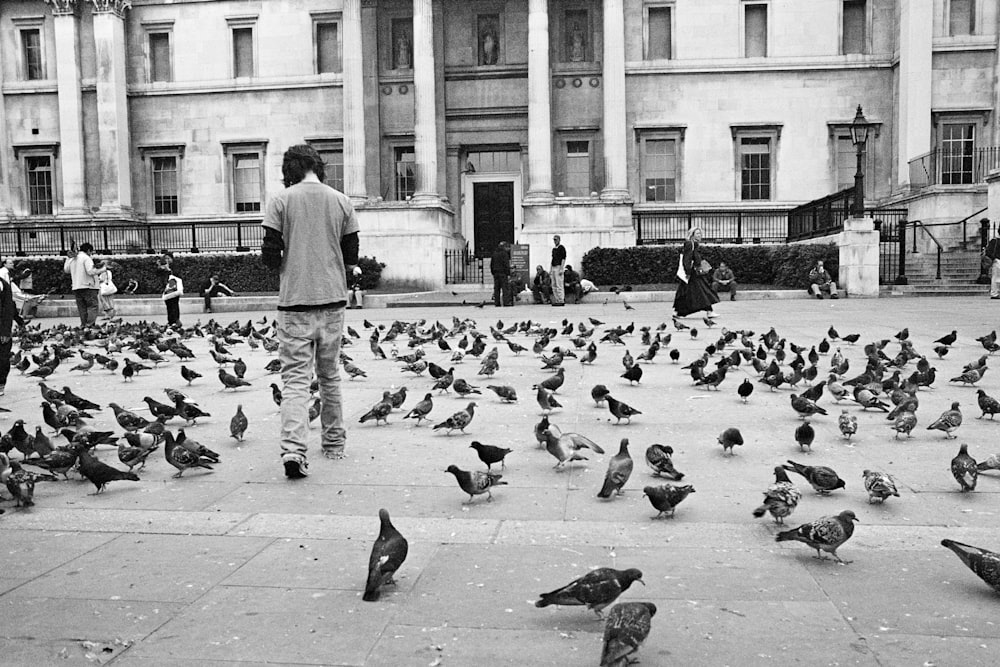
left=984, top=228, right=1000, bottom=300
left=0, top=258, right=44, bottom=318
left=62, top=241, right=103, bottom=327
left=347, top=267, right=364, bottom=309
left=532, top=265, right=552, bottom=304
left=711, top=261, right=738, bottom=301
left=491, top=241, right=512, bottom=307
left=98, top=262, right=118, bottom=320
left=0, top=266, right=26, bottom=396
left=673, top=227, right=719, bottom=317
left=199, top=273, right=236, bottom=313
left=563, top=264, right=584, bottom=303
left=550, top=234, right=567, bottom=306
left=162, top=268, right=184, bottom=326
left=808, top=259, right=839, bottom=299
left=262, top=143, right=361, bottom=479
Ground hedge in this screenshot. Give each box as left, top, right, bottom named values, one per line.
left=581, top=244, right=839, bottom=289
left=8, top=252, right=385, bottom=295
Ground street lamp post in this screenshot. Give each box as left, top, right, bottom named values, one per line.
left=849, top=104, right=871, bottom=218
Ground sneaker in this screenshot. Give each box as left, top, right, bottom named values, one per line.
left=831, top=294, right=839, bottom=300
left=322, top=449, right=345, bottom=460
left=283, top=459, right=309, bottom=479
left=992, top=296, right=1000, bottom=300
left=815, top=294, right=823, bottom=300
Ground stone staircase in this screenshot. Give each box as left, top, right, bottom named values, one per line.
left=885, top=248, right=989, bottom=297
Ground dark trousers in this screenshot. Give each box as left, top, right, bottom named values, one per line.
left=73, top=288, right=99, bottom=326
left=712, top=281, right=737, bottom=300
left=0, top=336, right=11, bottom=387
left=165, top=296, right=181, bottom=325
left=492, top=274, right=512, bottom=307
left=202, top=285, right=233, bottom=310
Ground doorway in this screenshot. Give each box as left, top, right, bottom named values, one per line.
left=472, top=181, right=515, bottom=257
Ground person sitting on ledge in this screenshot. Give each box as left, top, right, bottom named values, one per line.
left=563, top=265, right=584, bottom=303
left=199, top=273, right=236, bottom=313
left=532, top=265, right=552, bottom=304
left=808, top=259, right=839, bottom=299
left=711, top=261, right=738, bottom=301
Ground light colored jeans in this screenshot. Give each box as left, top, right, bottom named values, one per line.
left=991, top=259, right=1000, bottom=297
left=550, top=264, right=565, bottom=305
left=277, top=307, right=346, bottom=462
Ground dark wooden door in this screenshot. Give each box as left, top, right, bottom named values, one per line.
left=473, top=181, right=514, bottom=258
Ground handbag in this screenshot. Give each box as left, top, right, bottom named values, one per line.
left=676, top=255, right=688, bottom=284
left=698, top=259, right=712, bottom=275
left=100, top=274, right=117, bottom=296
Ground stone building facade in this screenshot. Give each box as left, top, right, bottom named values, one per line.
left=0, top=0, right=997, bottom=287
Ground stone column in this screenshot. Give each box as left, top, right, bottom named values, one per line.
left=342, top=0, right=366, bottom=203
left=525, top=0, right=553, bottom=203
left=838, top=217, right=880, bottom=297
left=411, top=0, right=439, bottom=203
left=897, top=0, right=932, bottom=187
left=49, top=1, right=87, bottom=212
left=361, top=0, right=381, bottom=197
left=92, top=0, right=132, bottom=212
left=601, top=0, right=628, bottom=200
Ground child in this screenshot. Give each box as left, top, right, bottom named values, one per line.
left=98, top=262, right=118, bottom=320
left=347, top=267, right=364, bottom=309
left=162, top=269, right=184, bottom=326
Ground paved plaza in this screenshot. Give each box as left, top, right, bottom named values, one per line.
left=1, top=296, right=998, bottom=666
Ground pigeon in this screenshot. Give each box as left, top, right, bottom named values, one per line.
left=951, top=367, right=987, bottom=386
left=927, top=401, right=962, bottom=438
left=643, top=483, right=695, bottom=519
left=753, top=466, right=801, bottom=524
left=976, top=389, right=1000, bottom=419
left=343, top=361, right=368, bottom=379
left=606, top=395, right=641, bottom=424
left=977, top=453, right=1000, bottom=473
left=359, top=395, right=393, bottom=426
left=737, top=378, right=754, bottom=403
left=597, top=438, right=634, bottom=499
left=469, top=441, right=513, bottom=470
left=794, top=421, right=815, bottom=453
left=536, top=386, right=562, bottom=414
left=853, top=387, right=889, bottom=412
left=363, top=509, right=409, bottom=602
left=842, top=333, right=861, bottom=344
left=535, top=368, right=566, bottom=393
left=837, top=410, right=858, bottom=440
left=620, top=365, right=643, bottom=385
left=60, top=387, right=100, bottom=411
left=403, top=393, right=433, bottom=425
left=444, top=464, right=506, bottom=503
left=783, top=460, right=846, bottom=494
left=600, top=602, right=657, bottom=667
left=644, top=444, right=684, bottom=480
left=775, top=510, right=858, bottom=564
left=233, top=358, right=248, bottom=379
left=108, top=402, right=152, bottom=432
left=591, top=384, right=611, bottom=406
left=790, top=393, right=827, bottom=419
left=862, top=469, right=899, bottom=503
left=951, top=443, right=978, bottom=492
left=76, top=449, right=141, bottom=494
left=269, top=383, right=283, bottom=408
left=218, top=367, right=252, bottom=390
left=264, top=358, right=283, bottom=374
left=890, top=411, right=918, bottom=439
left=433, top=402, right=477, bottom=434
left=717, top=427, right=743, bottom=456
left=486, top=385, right=517, bottom=403
left=230, top=404, right=249, bottom=441
left=934, top=330, right=958, bottom=347
left=534, top=568, right=644, bottom=618
left=940, top=539, right=1000, bottom=593
left=143, top=396, right=179, bottom=421
left=453, top=378, right=482, bottom=397
left=431, top=367, right=455, bottom=393
left=894, top=327, right=909, bottom=341
left=164, top=431, right=215, bottom=478
left=542, top=428, right=605, bottom=468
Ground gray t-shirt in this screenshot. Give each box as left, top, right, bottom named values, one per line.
left=263, top=181, right=360, bottom=308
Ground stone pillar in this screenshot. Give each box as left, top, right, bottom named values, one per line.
left=92, top=0, right=132, bottom=212
left=601, top=0, right=628, bottom=200
left=897, top=0, right=932, bottom=187
left=50, top=1, right=87, bottom=212
left=838, top=217, right=880, bottom=297
left=411, top=0, right=439, bottom=203
left=361, top=0, right=381, bottom=198
left=342, top=0, right=366, bottom=203
left=525, top=0, right=553, bottom=203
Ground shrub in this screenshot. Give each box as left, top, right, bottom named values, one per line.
left=581, top=244, right=838, bottom=288
left=357, top=256, right=385, bottom=291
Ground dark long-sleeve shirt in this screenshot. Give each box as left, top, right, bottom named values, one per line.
left=551, top=244, right=566, bottom=267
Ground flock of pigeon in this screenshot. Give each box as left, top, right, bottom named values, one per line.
left=2, top=308, right=1000, bottom=664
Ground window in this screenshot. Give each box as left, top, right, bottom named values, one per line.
left=645, top=5, right=672, bottom=60
left=466, top=150, right=520, bottom=173
left=739, top=137, right=772, bottom=200
left=641, top=138, right=678, bottom=202
left=316, top=21, right=340, bottom=74
left=949, top=0, right=975, bottom=36
left=21, top=28, right=44, bottom=80
left=743, top=3, right=767, bottom=57
left=842, top=0, right=866, bottom=54
left=940, top=124, right=974, bottom=184
left=395, top=147, right=415, bottom=200
left=232, top=27, right=255, bottom=77
left=26, top=155, right=53, bottom=215
left=152, top=156, right=179, bottom=215
left=233, top=154, right=262, bottom=211
left=565, top=140, right=591, bottom=196
left=149, top=32, right=172, bottom=82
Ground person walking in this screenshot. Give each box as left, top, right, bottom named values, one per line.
left=984, top=231, right=1000, bottom=299
left=262, top=144, right=361, bottom=479
left=673, top=227, right=719, bottom=317
left=0, top=271, right=25, bottom=396
left=162, top=269, right=184, bottom=326
left=98, top=262, right=118, bottom=320
left=491, top=241, right=512, bottom=307
left=62, top=241, right=103, bottom=327
left=550, top=235, right=567, bottom=306
left=200, top=273, right=236, bottom=313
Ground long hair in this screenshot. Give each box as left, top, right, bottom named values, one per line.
left=282, top=144, right=326, bottom=187
left=686, top=227, right=702, bottom=241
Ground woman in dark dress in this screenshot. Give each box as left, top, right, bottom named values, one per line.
left=673, top=227, right=719, bottom=317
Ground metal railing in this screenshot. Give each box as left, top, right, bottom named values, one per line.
left=0, top=219, right=263, bottom=256
left=870, top=208, right=910, bottom=284
left=633, top=208, right=790, bottom=245
left=444, top=246, right=485, bottom=284
left=907, top=146, right=1000, bottom=188
left=786, top=188, right=856, bottom=241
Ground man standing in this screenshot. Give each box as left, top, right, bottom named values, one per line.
left=262, top=144, right=360, bottom=479
left=711, top=261, right=738, bottom=301
left=0, top=265, right=26, bottom=396
left=984, top=230, right=1000, bottom=300
left=491, top=241, right=512, bottom=307
left=62, top=242, right=103, bottom=327
left=550, top=235, right=567, bottom=306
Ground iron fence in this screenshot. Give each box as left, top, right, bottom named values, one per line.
left=907, top=146, right=1000, bottom=188
left=786, top=188, right=857, bottom=242
left=444, top=247, right=485, bottom=284
left=633, top=209, right=790, bottom=245
left=0, top=219, right=263, bottom=256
